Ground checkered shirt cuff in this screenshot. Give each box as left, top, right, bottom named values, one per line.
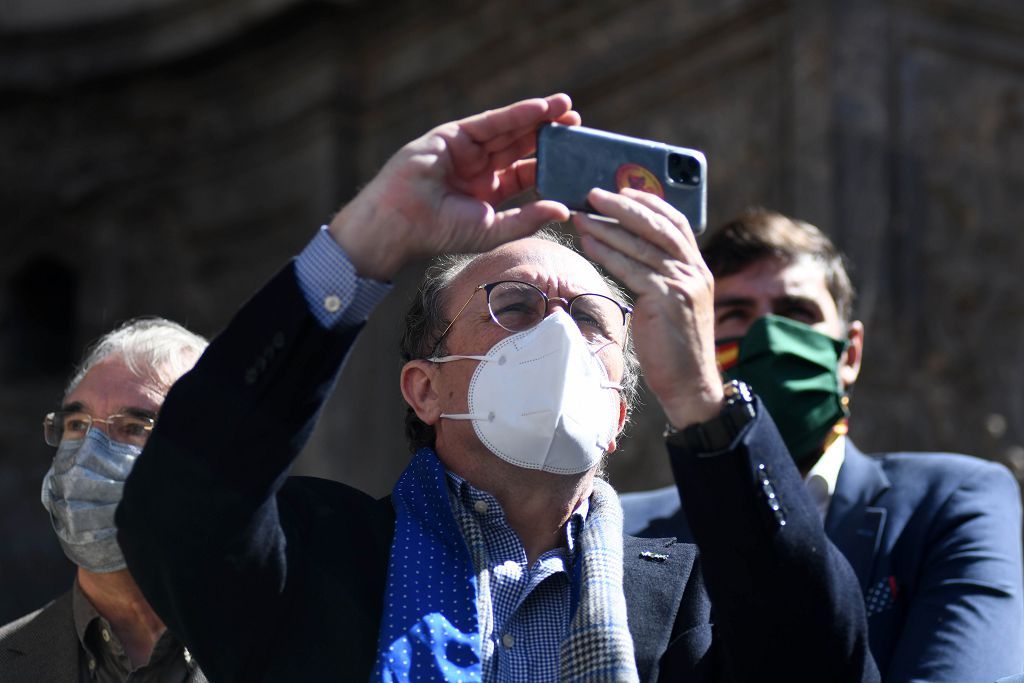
left=294, top=226, right=392, bottom=329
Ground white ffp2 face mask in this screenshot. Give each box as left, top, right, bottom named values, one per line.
left=429, top=311, right=623, bottom=475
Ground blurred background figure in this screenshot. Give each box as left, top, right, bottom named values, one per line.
left=0, top=319, right=208, bottom=681
left=2, top=0, right=1023, bottom=628
left=622, top=210, right=1024, bottom=682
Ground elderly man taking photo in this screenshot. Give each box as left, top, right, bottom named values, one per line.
left=117, top=95, right=878, bottom=681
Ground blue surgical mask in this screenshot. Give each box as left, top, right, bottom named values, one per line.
left=40, top=428, right=140, bottom=573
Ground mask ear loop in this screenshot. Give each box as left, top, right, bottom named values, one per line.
left=588, top=341, right=624, bottom=450
left=439, top=410, right=494, bottom=421
left=587, top=340, right=624, bottom=391
left=426, top=354, right=490, bottom=363
left=429, top=354, right=494, bottom=421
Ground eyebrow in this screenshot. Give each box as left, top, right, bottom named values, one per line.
left=773, top=294, right=823, bottom=312
left=123, top=407, right=159, bottom=421
left=714, top=294, right=821, bottom=310
left=713, top=296, right=757, bottom=308
left=58, top=401, right=158, bottom=421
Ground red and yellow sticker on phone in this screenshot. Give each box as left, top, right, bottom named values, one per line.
left=614, top=163, right=665, bottom=198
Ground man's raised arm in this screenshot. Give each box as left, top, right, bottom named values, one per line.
left=576, top=189, right=878, bottom=681
left=116, top=94, right=580, bottom=681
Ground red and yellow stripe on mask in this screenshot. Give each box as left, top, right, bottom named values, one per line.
left=715, top=340, right=740, bottom=373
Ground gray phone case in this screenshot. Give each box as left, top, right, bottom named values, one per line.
left=536, top=123, right=707, bottom=234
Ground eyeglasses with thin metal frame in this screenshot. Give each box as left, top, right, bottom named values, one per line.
left=429, top=280, right=633, bottom=358
left=43, top=411, right=156, bottom=448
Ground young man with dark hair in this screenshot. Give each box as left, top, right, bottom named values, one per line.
left=623, top=208, right=1024, bottom=682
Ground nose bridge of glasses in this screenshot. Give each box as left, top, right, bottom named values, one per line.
left=86, top=415, right=116, bottom=436
left=545, top=295, right=572, bottom=315
left=70, top=414, right=119, bottom=435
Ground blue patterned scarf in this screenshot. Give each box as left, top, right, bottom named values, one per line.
left=373, top=448, right=481, bottom=682
left=372, top=448, right=638, bottom=682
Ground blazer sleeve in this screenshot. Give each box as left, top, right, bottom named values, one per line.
left=885, top=458, right=1024, bottom=682
left=668, top=402, right=880, bottom=683
left=116, top=261, right=364, bottom=682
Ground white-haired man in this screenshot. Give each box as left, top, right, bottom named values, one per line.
left=0, top=318, right=209, bottom=682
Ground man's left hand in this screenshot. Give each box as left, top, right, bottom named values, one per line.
left=576, top=188, right=723, bottom=428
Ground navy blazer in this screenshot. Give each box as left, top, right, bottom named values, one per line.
left=117, top=262, right=877, bottom=682
left=622, top=441, right=1024, bottom=681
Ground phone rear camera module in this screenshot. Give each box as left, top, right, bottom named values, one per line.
left=668, top=153, right=702, bottom=187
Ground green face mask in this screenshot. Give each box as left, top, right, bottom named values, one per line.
left=716, top=315, right=849, bottom=464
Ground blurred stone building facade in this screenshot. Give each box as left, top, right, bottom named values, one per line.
left=2, top=0, right=1022, bottom=622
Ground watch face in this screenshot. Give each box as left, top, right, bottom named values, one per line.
left=724, top=379, right=754, bottom=404
left=667, top=381, right=756, bottom=453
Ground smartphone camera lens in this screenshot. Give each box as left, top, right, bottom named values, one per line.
left=668, top=153, right=702, bottom=186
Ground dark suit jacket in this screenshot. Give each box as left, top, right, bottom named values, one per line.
left=0, top=589, right=210, bottom=682
left=622, top=441, right=1024, bottom=682
left=0, top=592, right=79, bottom=681
left=117, top=262, right=877, bottom=682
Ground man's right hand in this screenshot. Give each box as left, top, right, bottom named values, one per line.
left=327, top=94, right=581, bottom=281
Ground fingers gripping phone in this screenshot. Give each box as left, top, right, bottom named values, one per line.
left=535, top=123, right=708, bottom=234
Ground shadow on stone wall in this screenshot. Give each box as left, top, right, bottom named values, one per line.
left=2, top=0, right=1023, bottom=623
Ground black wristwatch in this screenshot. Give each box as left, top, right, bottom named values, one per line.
left=664, top=380, right=757, bottom=452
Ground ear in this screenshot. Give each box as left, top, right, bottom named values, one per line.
left=606, top=398, right=628, bottom=455
left=400, top=360, right=443, bottom=425
left=839, top=320, right=864, bottom=390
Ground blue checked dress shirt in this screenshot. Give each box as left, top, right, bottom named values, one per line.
left=294, top=226, right=393, bottom=327
left=445, top=471, right=586, bottom=682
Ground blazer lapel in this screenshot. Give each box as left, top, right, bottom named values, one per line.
left=622, top=535, right=704, bottom=682
left=825, top=442, right=891, bottom=590
left=1, top=591, right=80, bottom=680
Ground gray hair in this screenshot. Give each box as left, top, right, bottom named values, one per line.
left=64, top=317, right=209, bottom=400
left=399, top=227, right=641, bottom=453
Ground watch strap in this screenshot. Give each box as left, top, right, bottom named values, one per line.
left=665, top=380, right=756, bottom=453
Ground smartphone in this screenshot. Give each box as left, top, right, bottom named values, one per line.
left=535, top=123, right=707, bottom=233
